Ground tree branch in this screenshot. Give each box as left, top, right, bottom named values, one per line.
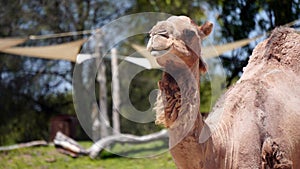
left=0, top=140, right=48, bottom=151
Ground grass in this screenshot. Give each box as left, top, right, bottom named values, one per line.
left=0, top=141, right=176, bottom=169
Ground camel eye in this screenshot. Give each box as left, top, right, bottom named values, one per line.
left=157, top=31, right=169, bottom=38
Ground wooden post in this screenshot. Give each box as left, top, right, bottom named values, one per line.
left=91, top=102, right=100, bottom=141
left=95, top=32, right=110, bottom=139
left=111, top=48, right=121, bottom=134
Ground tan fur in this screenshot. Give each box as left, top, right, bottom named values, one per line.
left=148, top=16, right=300, bottom=169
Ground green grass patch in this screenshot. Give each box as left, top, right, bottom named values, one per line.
left=108, top=139, right=169, bottom=158
left=0, top=141, right=176, bottom=169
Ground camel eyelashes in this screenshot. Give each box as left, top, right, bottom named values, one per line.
left=157, top=31, right=169, bottom=38
left=159, top=33, right=169, bottom=38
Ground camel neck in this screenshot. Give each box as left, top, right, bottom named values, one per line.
left=158, top=62, right=203, bottom=144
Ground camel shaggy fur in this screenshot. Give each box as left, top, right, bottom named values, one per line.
left=147, top=16, right=300, bottom=169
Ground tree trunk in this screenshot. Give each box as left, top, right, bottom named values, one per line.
left=111, top=48, right=121, bottom=134
left=94, top=32, right=110, bottom=140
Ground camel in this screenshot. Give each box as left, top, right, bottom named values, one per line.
left=147, top=16, right=300, bottom=169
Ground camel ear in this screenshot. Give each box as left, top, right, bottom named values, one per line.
left=199, top=58, right=207, bottom=74
left=198, top=22, right=213, bottom=39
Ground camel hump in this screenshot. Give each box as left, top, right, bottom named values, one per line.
left=261, top=137, right=293, bottom=169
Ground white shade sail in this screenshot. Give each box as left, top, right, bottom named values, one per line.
left=0, top=38, right=26, bottom=50
left=1, top=39, right=87, bottom=62
left=131, top=44, right=161, bottom=68
left=202, top=36, right=263, bottom=58
left=77, top=53, right=153, bottom=69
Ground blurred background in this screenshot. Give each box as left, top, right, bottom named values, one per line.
left=0, top=0, right=299, bottom=150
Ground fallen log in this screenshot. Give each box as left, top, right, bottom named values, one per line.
left=53, top=129, right=169, bottom=158
left=53, top=131, right=88, bottom=157
left=88, top=129, right=168, bottom=158
left=0, top=140, right=48, bottom=151
left=0, top=130, right=168, bottom=159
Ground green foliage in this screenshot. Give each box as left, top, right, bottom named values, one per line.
left=129, top=69, right=161, bottom=112
left=0, top=91, right=76, bottom=145
left=130, top=0, right=207, bottom=24
left=200, top=74, right=227, bottom=113
left=214, top=0, right=300, bottom=86
left=0, top=0, right=132, bottom=145
left=120, top=64, right=164, bottom=135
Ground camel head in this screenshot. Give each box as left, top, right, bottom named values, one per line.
left=148, top=16, right=213, bottom=128
left=147, top=16, right=213, bottom=73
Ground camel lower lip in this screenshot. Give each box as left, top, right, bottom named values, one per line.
left=150, top=50, right=168, bottom=57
